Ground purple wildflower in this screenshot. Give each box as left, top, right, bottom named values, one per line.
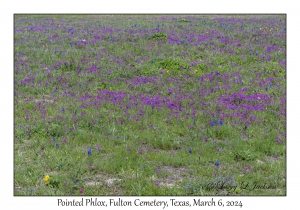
left=243, top=166, right=251, bottom=173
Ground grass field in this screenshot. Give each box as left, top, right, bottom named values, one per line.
left=14, top=14, right=286, bottom=196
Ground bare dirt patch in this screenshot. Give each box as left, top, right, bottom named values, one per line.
left=159, top=165, right=190, bottom=188
left=34, top=94, right=57, bottom=103
left=85, top=173, right=123, bottom=195
left=256, top=159, right=264, bottom=164
left=263, top=156, right=283, bottom=163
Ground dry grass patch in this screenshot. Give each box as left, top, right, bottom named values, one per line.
left=85, top=173, right=123, bottom=195
left=158, top=165, right=190, bottom=188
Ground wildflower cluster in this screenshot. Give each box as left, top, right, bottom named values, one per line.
left=210, top=120, right=223, bottom=126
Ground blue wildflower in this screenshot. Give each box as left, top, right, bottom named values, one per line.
left=215, top=160, right=220, bottom=167
left=211, top=120, right=219, bottom=126
left=88, top=147, right=92, bottom=156
left=55, top=143, right=59, bottom=148
left=238, top=76, right=243, bottom=84
left=219, top=120, right=223, bottom=125
left=188, top=148, right=192, bottom=154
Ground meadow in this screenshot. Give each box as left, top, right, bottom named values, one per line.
left=14, top=14, right=286, bottom=196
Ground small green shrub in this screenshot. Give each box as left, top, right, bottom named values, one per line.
left=149, top=33, right=167, bottom=40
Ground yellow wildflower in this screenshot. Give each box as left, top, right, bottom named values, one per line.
left=44, top=175, right=50, bottom=183
left=194, top=70, right=198, bottom=74
left=167, top=70, right=170, bottom=74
